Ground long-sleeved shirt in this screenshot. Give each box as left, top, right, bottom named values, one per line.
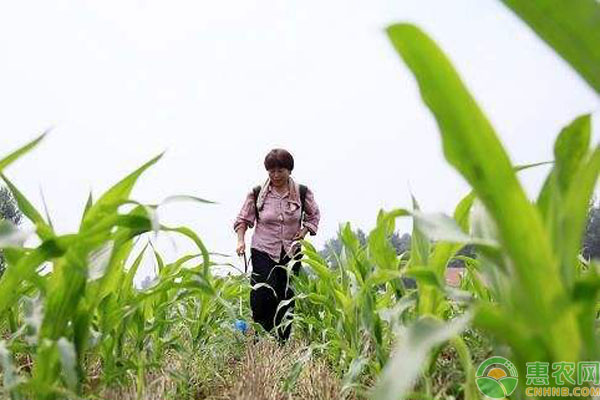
left=233, top=183, right=320, bottom=262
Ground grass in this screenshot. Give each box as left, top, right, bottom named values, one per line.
left=80, top=334, right=354, bottom=400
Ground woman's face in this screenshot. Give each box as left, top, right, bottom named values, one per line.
left=268, top=167, right=291, bottom=187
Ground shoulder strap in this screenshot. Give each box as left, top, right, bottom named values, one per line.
left=252, top=185, right=261, bottom=222
left=299, top=184, right=307, bottom=217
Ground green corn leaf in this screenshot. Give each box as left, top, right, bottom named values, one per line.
left=161, top=226, right=210, bottom=277
left=32, top=338, right=61, bottom=396
left=81, top=153, right=163, bottom=231
left=120, top=244, right=150, bottom=297
left=559, top=146, right=600, bottom=286
left=0, top=132, right=46, bottom=172
left=412, top=211, right=497, bottom=247
left=554, top=115, right=591, bottom=191
left=405, top=267, right=444, bottom=290
left=1, top=174, right=54, bottom=240
left=537, top=168, right=558, bottom=222
left=0, top=244, right=60, bottom=317
left=372, top=313, right=471, bottom=400
left=38, top=188, right=54, bottom=230
left=151, top=242, right=166, bottom=275
left=364, top=269, right=404, bottom=289
left=94, top=236, right=136, bottom=304
left=500, top=0, right=600, bottom=94
left=449, top=336, right=479, bottom=400
left=537, top=116, right=599, bottom=289
left=40, top=248, right=88, bottom=341
left=303, top=258, right=334, bottom=281
left=416, top=193, right=478, bottom=317
left=456, top=256, right=490, bottom=301
left=410, top=196, right=430, bottom=267
left=72, top=306, right=92, bottom=366
left=387, top=23, right=579, bottom=362
left=368, top=210, right=406, bottom=272
left=80, top=191, right=94, bottom=226
left=572, top=271, right=600, bottom=360
left=514, top=160, right=553, bottom=172
left=159, top=194, right=217, bottom=205
left=454, top=191, right=475, bottom=233
left=537, top=115, right=591, bottom=218
left=410, top=196, right=441, bottom=316
left=340, top=223, right=369, bottom=282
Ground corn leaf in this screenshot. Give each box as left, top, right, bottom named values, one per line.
left=0, top=132, right=46, bottom=172
left=500, top=0, right=600, bottom=94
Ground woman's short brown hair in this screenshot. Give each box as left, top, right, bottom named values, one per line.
left=264, top=149, right=294, bottom=171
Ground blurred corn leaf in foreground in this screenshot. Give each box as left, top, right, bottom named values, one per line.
left=500, top=0, right=600, bottom=94
left=385, top=13, right=599, bottom=398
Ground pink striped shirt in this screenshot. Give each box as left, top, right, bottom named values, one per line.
left=233, top=184, right=320, bottom=262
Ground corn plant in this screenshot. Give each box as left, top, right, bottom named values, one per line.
left=0, top=135, right=239, bottom=399
left=294, top=194, right=483, bottom=398
left=376, top=1, right=600, bottom=398
left=295, top=2, right=600, bottom=399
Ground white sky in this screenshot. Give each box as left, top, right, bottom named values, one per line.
left=1, top=0, right=599, bottom=281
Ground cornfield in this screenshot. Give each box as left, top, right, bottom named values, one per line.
left=1, top=1, right=599, bottom=399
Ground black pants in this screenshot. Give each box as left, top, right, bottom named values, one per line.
left=250, top=246, right=301, bottom=341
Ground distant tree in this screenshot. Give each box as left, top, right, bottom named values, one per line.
left=356, top=229, right=367, bottom=248
left=0, top=186, right=23, bottom=277
left=319, top=228, right=367, bottom=268
left=319, top=228, right=413, bottom=268
left=319, top=237, right=342, bottom=267
left=391, top=232, right=411, bottom=257
left=583, top=200, right=600, bottom=260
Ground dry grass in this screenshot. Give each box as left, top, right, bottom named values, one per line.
left=93, top=349, right=183, bottom=400
left=209, top=338, right=353, bottom=400
left=76, top=334, right=351, bottom=400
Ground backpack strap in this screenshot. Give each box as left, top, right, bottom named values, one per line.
left=252, top=185, right=261, bottom=222
left=299, top=184, right=307, bottom=219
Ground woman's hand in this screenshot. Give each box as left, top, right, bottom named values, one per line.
left=292, top=227, right=309, bottom=241
left=236, top=239, right=246, bottom=256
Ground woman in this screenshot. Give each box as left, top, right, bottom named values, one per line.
left=234, top=148, right=320, bottom=341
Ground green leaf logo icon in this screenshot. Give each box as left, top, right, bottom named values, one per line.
left=475, top=356, right=519, bottom=398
